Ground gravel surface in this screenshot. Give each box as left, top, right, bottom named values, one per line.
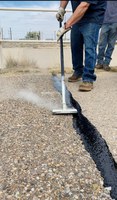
left=0, top=68, right=116, bottom=200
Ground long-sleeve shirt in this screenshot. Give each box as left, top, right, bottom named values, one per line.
left=71, top=0, right=106, bottom=25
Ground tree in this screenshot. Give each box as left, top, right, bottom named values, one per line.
left=25, top=31, right=41, bottom=40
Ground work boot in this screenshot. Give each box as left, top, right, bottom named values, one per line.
left=95, top=64, right=103, bottom=69
left=79, top=81, right=93, bottom=91
left=68, top=73, right=82, bottom=82
left=103, top=64, right=111, bottom=71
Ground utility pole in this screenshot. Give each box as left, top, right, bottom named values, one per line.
left=9, top=27, right=12, bottom=40
left=1, top=28, right=3, bottom=39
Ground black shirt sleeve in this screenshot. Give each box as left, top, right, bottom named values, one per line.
left=81, top=0, right=98, bottom=5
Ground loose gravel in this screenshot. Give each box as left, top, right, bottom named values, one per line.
left=0, top=69, right=116, bottom=200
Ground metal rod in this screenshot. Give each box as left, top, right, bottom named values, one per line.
left=59, top=21, right=66, bottom=109
left=0, top=7, right=71, bottom=12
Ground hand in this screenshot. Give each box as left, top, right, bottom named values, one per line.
left=56, top=7, right=66, bottom=22
left=56, top=25, right=71, bottom=41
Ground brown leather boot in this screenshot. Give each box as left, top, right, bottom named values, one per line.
left=79, top=81, right=93, bottom=91
left=68, top=73, right=82, bottom=82
left=95, top=64, right=103, bottom=69
left=103, top=64, right=111, bottom=71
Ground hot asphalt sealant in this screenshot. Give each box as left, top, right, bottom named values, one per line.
left=53, top=75, right=117, bottom=200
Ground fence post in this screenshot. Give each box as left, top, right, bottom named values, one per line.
left=0, top=27, right=3, bottom=68
left=0, top=40, right=4, bottom=69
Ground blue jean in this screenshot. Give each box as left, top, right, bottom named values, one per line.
left=71, top=23, right=101, bottom=82
left=97, top=23, right=117, bottom=65
left=71, top=23, right=84, bottom=76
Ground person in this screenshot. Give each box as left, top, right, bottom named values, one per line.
left=96, top=1, right=117, bottom=71
left=56, top=0, right=106, bottom=91
left=56, top=2, right=84, bottom=83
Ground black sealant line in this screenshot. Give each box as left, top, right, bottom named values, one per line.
left=53, top=75, right=117, bottom=200
left=70, top=92, right=117, bottom=200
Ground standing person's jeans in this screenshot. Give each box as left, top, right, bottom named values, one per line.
left=71, top=23, right=84, bottom=76
left=71, top=23, right=101, bottom=82
left=97, top=23, right=117, bottom=65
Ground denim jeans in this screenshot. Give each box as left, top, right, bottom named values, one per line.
left=71, top=23, right=101, bottom=82
left=71, top=23, right=84, bottom=76
left=97, top=23, right=117, bottom=65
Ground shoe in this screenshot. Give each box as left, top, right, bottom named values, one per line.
left=103, top=64, right=111, bottom=71
left=95, top=64, right=103, bottom=69
left=68, top=73, right=82, bottom=82
left=79, top=81, right=93, bottom=91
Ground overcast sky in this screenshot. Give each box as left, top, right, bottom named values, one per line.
left=0, top=1, right=71, bottom=40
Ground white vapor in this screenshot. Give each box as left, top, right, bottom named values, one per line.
left=17, top=89, right=60, bottom=111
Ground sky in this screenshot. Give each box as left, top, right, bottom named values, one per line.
left=0, top=1, right=71, bottom=40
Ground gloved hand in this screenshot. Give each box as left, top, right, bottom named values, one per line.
left=56, top=7, right=66, bottom=22
left=56, top=26, right=71, bottom=41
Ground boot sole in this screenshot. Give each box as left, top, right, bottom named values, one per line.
left=79, top=86, right=93, bottom=91
left=103, top=68, right=111, bottom=71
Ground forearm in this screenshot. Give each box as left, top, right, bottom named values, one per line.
left=60, top=0, right=69, bottom=10
left=65, top=2, right=90, bottom=28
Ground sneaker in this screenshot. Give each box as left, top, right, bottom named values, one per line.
left=79, top=81, right=93, bottom=91
left=103, top=64, right=111, bottom=71
left=95, top=64, right=103, bottom=69
left=68, top=73, right=82, bottom=82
